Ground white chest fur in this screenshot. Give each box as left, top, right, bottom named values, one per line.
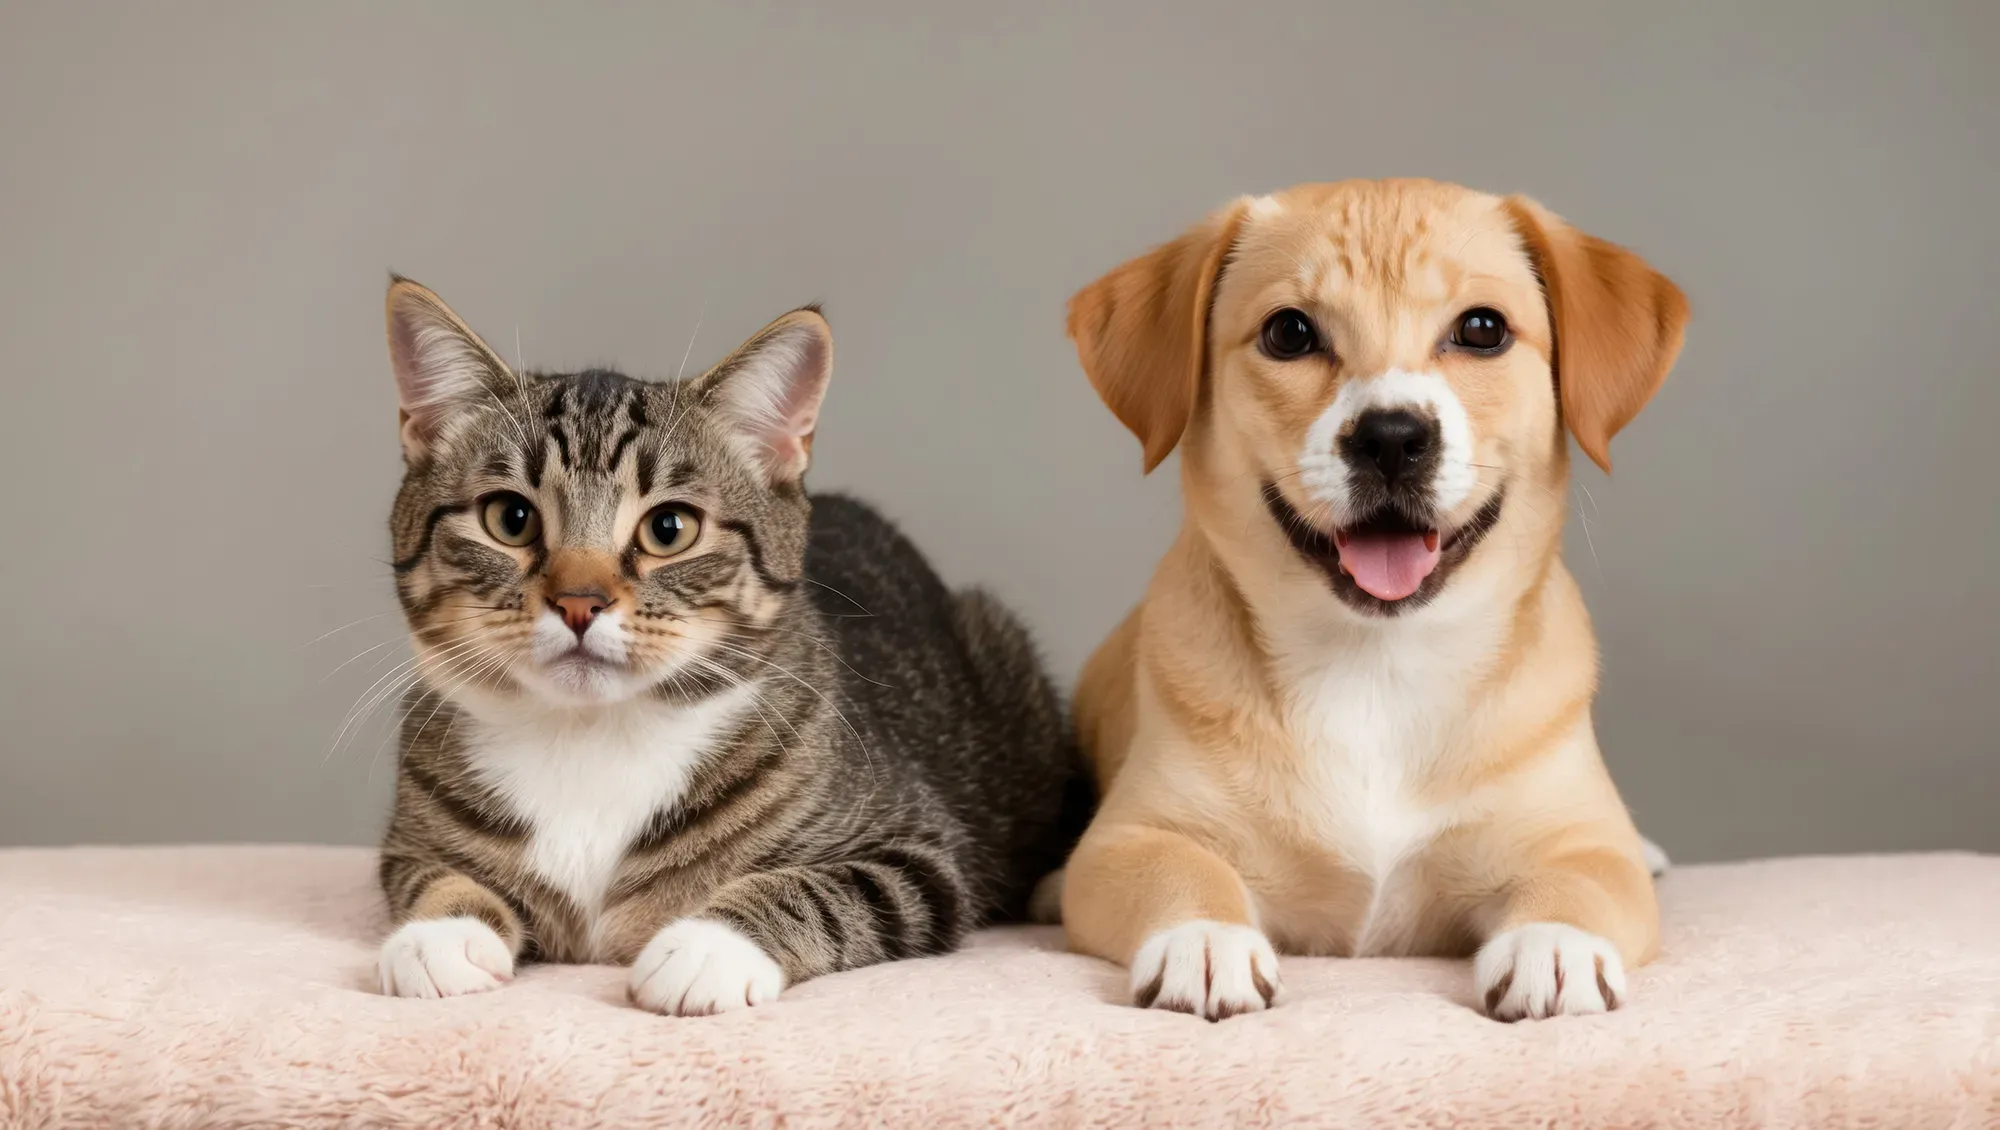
left=1269, top=611, right=1500, bottom=954
left=460, top=684, right=756, bottom=932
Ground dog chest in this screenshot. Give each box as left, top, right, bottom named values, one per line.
left=1298, top=682, right=1447, bottom=864
left=1270, top=632, right=1473, bottom=954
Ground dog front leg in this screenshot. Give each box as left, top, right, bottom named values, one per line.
left=1062, top=821, right=1280, bottom=1021
left=1475, top=846, right=1658, bottom=1021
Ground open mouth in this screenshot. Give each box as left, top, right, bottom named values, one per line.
left=1333, top=516, right=1443, bottom=602
left=1261, top=483, right=1506, bottom=614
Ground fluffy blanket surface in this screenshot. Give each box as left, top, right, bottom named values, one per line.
left=0, top=846, right=1994, bottom=1128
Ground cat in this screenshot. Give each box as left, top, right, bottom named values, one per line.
left=373, top=278, right=1087, bottom=1015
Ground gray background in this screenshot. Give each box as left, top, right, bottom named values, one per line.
left=2, top=2, right=1994, bottom=860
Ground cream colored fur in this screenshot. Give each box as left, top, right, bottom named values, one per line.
left=1059, top=179, right=1690, bottom=1021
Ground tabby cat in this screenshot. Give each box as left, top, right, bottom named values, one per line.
left=374, top=279, right=1084, bottom=1015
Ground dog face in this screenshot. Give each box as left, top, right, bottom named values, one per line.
left=1069, top=179, right=1687, bottom=615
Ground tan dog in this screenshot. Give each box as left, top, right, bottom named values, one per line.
left=1055, top=179, right=1688, bottom=1022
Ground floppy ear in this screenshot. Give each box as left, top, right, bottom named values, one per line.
left=694, top=307, right=833, bottom=485
left=1503, top=197, right=1690, bottom=473
left=1066, top=199, right=1253, bottom=472
left=385, top=277, right=515, bottom=461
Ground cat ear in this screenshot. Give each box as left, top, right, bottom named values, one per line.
left=385, top=277, right=514, bottom=460
left=696, top=307, right=834, bottom=485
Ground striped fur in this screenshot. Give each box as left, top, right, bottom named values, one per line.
left=375, top=281, right=1087, bottom=1010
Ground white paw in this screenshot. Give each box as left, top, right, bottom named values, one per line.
left=1640, top=836, right=1672, bottom=877
left=628, top=918, right=785, bottom=1017
left=1129, top=919, right=1281, bottom=1021
left=1476, top=922, right=1627, bottom=1021
left=378, top=916, right=514, bottom=999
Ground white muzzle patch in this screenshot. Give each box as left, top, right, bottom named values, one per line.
left=525, top=607, right=637, bottom=702
left=1296, top=368, right=1475, bottom=524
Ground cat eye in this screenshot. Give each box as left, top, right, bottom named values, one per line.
left=1259, top=308, right=1321, bottom=360
left=636, top=504, right=702, bottom=558
left=479, top=492, right=541, bottom=547
left=1451, top=307, right=1511, bottom=353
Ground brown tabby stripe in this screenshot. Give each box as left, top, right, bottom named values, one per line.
left=716, top=518, right=800, bottom=593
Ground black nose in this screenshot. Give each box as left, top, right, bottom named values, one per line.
left=1342, top=409, right=1434, bottom=486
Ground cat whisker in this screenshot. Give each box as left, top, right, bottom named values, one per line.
left=700, top=638, right=880, bottom=779
left=395, top=642, right=514, bottom=771
left=328, top=628, right=508, bottom=763
left=674, top=304, right=707, bottom=384
left=708, top=624, right=896, bottom=690
left=659, top=651, right=806, bottom=764
left=320, top=637, right=404, bottom=684
left=299, top=611, right=402, bottom=649
left=328, top=654, right=425, bottom=761
left=801, top=577, right=874, bottom=618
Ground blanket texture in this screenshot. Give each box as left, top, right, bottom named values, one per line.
left=0, top=847, right=1994, bottom=1128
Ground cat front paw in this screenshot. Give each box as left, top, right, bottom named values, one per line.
left=1476, top=922, right=1627, bottom=1021
left=378, top=916, right=515, bottom=998
left=628, top=918, right=785, bottom=1017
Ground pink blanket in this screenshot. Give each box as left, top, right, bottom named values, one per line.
left=0, top=847, right=1994, bottom=1128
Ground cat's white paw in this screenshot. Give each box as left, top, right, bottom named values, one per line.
left=378, top=916, right=514, bottom=999
left=1476, top=922, right=1627, bottom=1021
left=1130, top=919, right=1281, bottom=1021
left=628, top=918, right=785, bottom=1017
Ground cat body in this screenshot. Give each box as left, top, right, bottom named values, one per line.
left=374, top=281, right=1083, bottom=1013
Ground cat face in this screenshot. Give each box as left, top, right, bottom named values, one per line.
left=384, top=280, right=832, bottom=707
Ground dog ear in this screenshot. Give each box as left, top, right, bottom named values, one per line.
left=1503, top=197, right=1689, bottom=473
left=1066, top=199, right=1253, bottom=472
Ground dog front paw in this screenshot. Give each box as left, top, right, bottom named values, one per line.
left=1129, top=919, right=1281, bottom=1021
left=378, top=916, right=515, bottom=998
left=1475, top=922, right=1627, bottom=1021
left=628, top=918, right=785, bottom=1017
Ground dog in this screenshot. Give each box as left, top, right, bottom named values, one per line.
left=1052, top=178, right=1688, bottom=1022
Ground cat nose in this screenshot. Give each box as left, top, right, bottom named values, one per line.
left=549, top=590, right=611, bottom=638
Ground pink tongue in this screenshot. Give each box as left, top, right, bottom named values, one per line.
left=1336, top=531, right=1441, bottom=601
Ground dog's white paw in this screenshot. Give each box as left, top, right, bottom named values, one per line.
left=1476, top=922, right=1627, bottom=1021
left=628, top=918, right=785, bottom=1017
left=378, top=916, right=514, bottom=999
left=1640, top=836, right=1672, bottom=877
left=1130, top=919, right=1281, bottom=1021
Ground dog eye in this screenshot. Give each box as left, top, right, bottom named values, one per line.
left=636, top=504, right=702, bottom=558
left=1259, top=309, right=1321, bottom=360
left=479, top=492, right=541, bottom=547
left=1452, top=308, right=1510, bottom=353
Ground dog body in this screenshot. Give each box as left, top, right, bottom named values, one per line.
left=1059, top=180, right=1687, bottom=1021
